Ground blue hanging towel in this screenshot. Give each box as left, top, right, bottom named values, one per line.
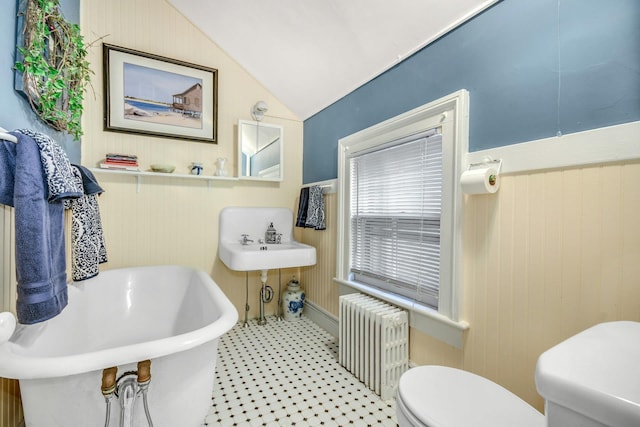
left=6, top=132, right=69, bottom=324
left=295, top=186, right=310, bottom=227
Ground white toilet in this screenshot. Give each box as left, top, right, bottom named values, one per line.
left=535, top=321, right=640, bottom=427
left=397, top=321, right=640, bottom=427
left=396, top=365, right=544, bottom=427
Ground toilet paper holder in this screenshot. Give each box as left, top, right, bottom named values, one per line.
left=467, top=156, right=503, bottom=173
left=461, top=157, right=503, bottom=194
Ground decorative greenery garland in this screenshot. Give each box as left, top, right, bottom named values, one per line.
left=14, top=0, right=93, bottom=140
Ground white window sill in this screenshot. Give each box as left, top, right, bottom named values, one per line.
left=335, top=278, right=469, bottom=349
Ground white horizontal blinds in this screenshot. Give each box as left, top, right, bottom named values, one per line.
left=350, top=131, right=442, bottom=309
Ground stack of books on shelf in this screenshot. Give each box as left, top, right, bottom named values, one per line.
left=100, top=153, right=140, bottom=171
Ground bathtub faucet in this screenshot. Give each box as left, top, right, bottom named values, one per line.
left=137, top=360, right=154, bottom=427
left=137, top=360, right=151, bottom=385
left=101, top=367, right=118, bottom=427
left=101, top=366, right=118, bottom=397
left=102, top=361, right=155, bottom=427
left=119, top=373, right=139, bottom=427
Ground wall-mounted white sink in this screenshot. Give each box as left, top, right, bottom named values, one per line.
left=218, top=207, right=316, bottom=271
left=219, top=241, right=316, bottom=271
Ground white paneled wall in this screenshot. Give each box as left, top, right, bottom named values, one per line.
left=0, top=377, right=22, bottom=427
left=1, top=205, right=11, bottom=313
left=80, top=0, right=304, bottom=316
left=301, top=158, right=640, bottom=412
left=460, top=161, right=640, bottom=409
left=0, top=206, right=22, bottom=426
left=299, top=193, right=339, bottom=317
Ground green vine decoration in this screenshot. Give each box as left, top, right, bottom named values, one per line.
left=14, top=0, right=93, bottom=140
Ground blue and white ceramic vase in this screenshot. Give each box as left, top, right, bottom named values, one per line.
left=283, top=277, right=305, bottom=321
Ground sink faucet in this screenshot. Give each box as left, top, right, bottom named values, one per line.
left=241, top=234, right=253, bottom=245
left=265, top=222, right=278, bottom=244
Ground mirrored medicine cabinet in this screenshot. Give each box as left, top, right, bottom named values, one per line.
left=238, top=120, right=283, bottom=182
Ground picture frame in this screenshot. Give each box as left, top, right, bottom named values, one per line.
left=103, top=43, right=218, bottom=143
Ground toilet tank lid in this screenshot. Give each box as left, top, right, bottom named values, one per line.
left=535, top=321, right=640, bottom=426
left=398, top=366, right=543, bottom=427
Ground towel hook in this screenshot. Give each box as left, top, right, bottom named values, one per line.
left=0, top=126, right=18, bottom=144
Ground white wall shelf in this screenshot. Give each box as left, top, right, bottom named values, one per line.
left=90, top=168, right=238, bottom=192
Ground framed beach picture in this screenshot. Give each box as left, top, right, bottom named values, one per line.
left=103, top=43, right=218, bottom=143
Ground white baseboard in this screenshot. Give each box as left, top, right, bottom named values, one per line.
left=304, top=300, right=338, bottom=339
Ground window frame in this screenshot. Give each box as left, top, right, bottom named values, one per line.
left=335, top=89, right=470, bottom=347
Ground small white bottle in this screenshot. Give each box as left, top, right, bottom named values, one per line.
left=215, top=157, right=228, bottom=176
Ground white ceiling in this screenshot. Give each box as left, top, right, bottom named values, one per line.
left=167, top=0, right=498, bottom=120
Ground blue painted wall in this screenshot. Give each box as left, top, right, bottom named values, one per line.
left=1, top=0, right=81, bottom=162
left=303, top=0, right=640, bottom=183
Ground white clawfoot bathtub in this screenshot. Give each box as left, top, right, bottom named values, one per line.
left=0, top=265, right=238, bottom=426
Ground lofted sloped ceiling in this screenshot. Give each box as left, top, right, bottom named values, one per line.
left=167, top=0, right=499, bottom=120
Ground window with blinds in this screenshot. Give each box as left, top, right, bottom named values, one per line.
left=349, top=130, right=442, bottom=309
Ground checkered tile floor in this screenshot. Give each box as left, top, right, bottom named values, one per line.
left=203, top=316, right=397, bottom=427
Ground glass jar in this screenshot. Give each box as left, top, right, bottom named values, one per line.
left=215, top=157, right=228, bottom=176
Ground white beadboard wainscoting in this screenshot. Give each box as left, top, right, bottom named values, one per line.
left=1, top=206, right=20, bottom=426
left=298, top=120, right=640, bottom=411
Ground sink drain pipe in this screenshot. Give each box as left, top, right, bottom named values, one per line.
left=243, top=272, right=250, bottom=327
left=258, top=269, right=274, bottom=325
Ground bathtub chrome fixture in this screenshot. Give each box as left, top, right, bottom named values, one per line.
left=116, top=372, right=139, bottom=427
left=113, top=362, right=154, bottom=427
left=101, top=367, right=118, bottom=427
left=240, top=234, right=253, bottom=245
left=137, top=360, right=154, bottom=427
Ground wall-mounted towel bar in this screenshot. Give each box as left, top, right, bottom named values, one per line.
left=0, top=127, right=18, bottom=144
left=301, top=179, right=337, bottom=194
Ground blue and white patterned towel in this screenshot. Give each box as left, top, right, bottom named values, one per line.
left=16, top=129, right=83, bottom=202
left=304, top=185, right=326, bottom=230
left=65, top=165, right=108, bottom=281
